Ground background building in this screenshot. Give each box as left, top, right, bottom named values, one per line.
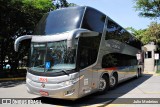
left=142, top=42, right=159, bottom=72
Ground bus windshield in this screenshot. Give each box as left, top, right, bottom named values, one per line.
left=30, top=40, right=76, bottom=72
left=34, top=7, right=84, bottom=35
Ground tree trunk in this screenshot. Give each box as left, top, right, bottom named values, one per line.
left=0, top=39, right=4, bottom=71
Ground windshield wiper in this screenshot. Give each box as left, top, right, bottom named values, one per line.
left=61, top=69, right=69, bottom=76
left=45, top=68, right=71, bottom=76
left=45, top=68, right=53, bottom=72
left=53, top=69, right=70, bottom=76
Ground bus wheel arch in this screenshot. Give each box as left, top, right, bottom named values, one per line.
left=98, top=73, right=109, bottom=94
left=110, top=72, right=118, bottom=89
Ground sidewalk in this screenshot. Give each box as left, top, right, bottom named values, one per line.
left=144, top=71, right=160, bottom=76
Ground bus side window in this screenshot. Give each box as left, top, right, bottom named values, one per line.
left=78, top=36, right=101, bottom=69
left=79, top=47, right=98, bottom=69
left=102, top=53, right=137, bottom=68
left=79, top=47, right=89, bottom=69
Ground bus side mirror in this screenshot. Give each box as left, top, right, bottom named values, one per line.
left=14, top=35, right=32, bottom=52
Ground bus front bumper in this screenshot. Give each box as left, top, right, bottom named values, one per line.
left=26, top=79, right=79, bottom=100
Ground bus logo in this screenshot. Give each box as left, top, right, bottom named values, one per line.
left=41, top=83, right=45, bottom=88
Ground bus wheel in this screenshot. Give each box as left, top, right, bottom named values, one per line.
left=139, top=68, right=142, bottom=77
left=98, top=75, right=109, bottom=94
left=110, top=73, right=118, bottom=89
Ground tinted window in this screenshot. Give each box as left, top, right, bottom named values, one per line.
left=34, top=7, right=85, bottom=35
left=82, top=7, right=106, bottom=33
left=78, top=35, right=101, bottom=69
left=106, top=19, right=142, bottom=49
left=102, top=53, right=137, bottom=68
left=128, top=37, right=142, bottom=49
left=106, top=19, right=130, bottom=42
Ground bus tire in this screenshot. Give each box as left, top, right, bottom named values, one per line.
left=136, top=68, right=140, bottom=78
left=98, top=74, right=109, bottom=94
left=109, top=73, right=118, bottom=89
left=139, top=68, right=142, bottom=77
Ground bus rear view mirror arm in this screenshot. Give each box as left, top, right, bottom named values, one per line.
left=67, top=29, right=99, bottom=48
left=74, top=29, right=99, bottom=38
left=14, top=35, right=32, bottom=52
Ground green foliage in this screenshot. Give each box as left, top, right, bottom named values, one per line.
left=157, top=70, right=160, bottom=73
left=0, top=0, right=72, bottom=72
left=0, top=0, right=54, bottom=38
left=69, top=3, right=77, bottom=7
left=53, top=0, right=77, bottom=8
left=127, top=22, right=160, bottom=44
left=0, top=0, right=53, bottom=72
left=134, top=0, right=160, bottom=18
left=22, top=0, right=54, bottom=10
left=126, top=27, right=146, bottom=43
left=53, top=0, right=68, bottom=8
left=146, top=22, right=160, bottom=43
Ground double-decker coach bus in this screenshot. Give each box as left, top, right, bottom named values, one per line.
left=14, top=6, right=143, bottom=100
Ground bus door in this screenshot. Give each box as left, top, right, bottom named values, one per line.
left=78, top=47, right=95, bottom=96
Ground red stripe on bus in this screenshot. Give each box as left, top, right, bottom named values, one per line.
left=104, top=67, right=117, bottom=70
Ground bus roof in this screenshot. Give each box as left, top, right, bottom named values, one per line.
left=34, top=6, right=105, bottom=35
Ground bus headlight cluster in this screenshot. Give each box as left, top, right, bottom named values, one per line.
left=26, top=78, right=32, bottom=83
left=60, top=75, right=84, bottom=86
left=60, top=77, right=79, bottom=86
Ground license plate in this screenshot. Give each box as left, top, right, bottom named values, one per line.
left=40, top=90, right=49, bottom=96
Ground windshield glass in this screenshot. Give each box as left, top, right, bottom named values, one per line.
left=30, top=40, right=77, bottom=72
left=34, top=7, right=85, bottom=35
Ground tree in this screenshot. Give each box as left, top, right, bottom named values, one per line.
left=53, top=0, right=77, bottom=9
left=0, top=0, right=54, bottom=38
left=0, top=0, right=55, bottom=73
left=145, top=22, right=160, bottom=43
left=127, top=22, right=160, bottom=44
left=126, top=27, right=147, bottom=43
left=0, top=0, right=72, bottom=74
left=69, top=3, right=77, bottom=7
left=134, top=0, right=160, bottom=18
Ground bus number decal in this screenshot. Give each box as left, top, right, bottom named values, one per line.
left=39, top=77, right=48, bottom=83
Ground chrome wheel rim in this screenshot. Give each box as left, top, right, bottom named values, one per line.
left=99, top=78, right=106, bottom=91
left=110, top=76, right=116, bottom=87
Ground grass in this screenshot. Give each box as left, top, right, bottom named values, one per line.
left=156, top=70, right=160, bottom=75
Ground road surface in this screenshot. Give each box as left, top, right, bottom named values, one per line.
left=0, top=74, right=160, bottom=107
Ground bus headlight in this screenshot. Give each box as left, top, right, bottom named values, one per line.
left=26, top=78, right=32, bottom=83
left=60, top=78, right=78, bottom=86
left=60, top=75, right=84, bottom=86
left=62, top=80, right=73, bottom=86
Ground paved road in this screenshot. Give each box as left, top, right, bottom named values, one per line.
left=0, top=74, right=160, bottom=107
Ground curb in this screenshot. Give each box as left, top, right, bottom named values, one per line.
left=0, top=77, right=26, bottom=81
left=143, top=72, right=160, bottom=76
